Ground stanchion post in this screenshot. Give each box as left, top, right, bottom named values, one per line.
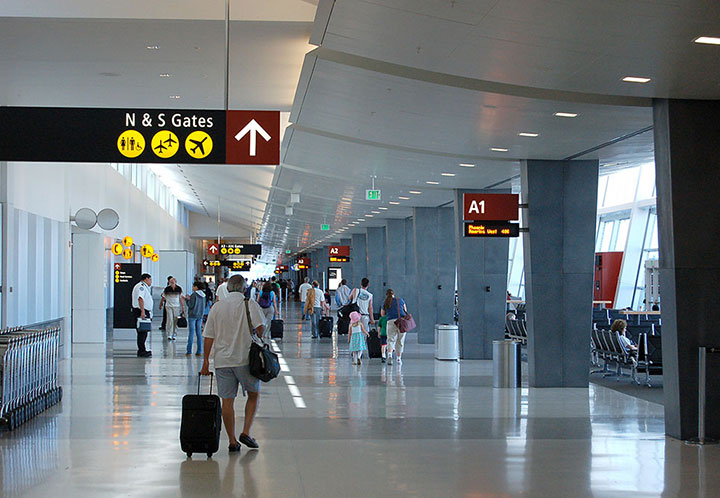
left=687, top=346, right=718, bottom=445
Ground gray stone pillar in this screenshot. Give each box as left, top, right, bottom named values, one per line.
left=453, top=189, right=510, bottom=359
left=654, top=99, right=720, bottom=440
left=365, top=226, right=387, bottom=310
left=413, top=207, right=456, bottom=344
left=386, top=219, right=408, bottom=303
left=338, top=237, right=352, bottom=286
left=521, top=159, right=598, bottom=387
left=319, top=246, right=329, bottom=289
left=404, top=217, right=418, bottom=317
left=351, top=233, right=367, bottom=290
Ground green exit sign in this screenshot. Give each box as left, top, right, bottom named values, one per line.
left=285, top=249, right=291, bottom=254
left=366, top=189, right=381, bottom=201
left=321, top=224, right=330, bottom=231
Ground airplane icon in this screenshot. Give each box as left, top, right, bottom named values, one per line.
left=154, top=141, right=168, bottom=153
left=189, top=136, right=208, bottom=155
left=163, top=134, right=177, bottom=146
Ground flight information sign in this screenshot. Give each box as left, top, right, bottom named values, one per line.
left=464, top=221, right=519, bottom=238
left=329, top=256, right=349, bottom=263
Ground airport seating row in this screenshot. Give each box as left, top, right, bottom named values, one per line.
left=505, top=317, right=527, bottom=345
left=593, top=308, right=662, bottom=328
left=590, top=329, right=663, bottom=387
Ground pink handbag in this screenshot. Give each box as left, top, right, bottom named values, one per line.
left=395, top=297, right=416, bottom=333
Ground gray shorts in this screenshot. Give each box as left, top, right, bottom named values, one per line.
left=215, top=365, right=260, bottom=399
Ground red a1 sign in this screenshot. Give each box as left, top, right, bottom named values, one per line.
left=463, top=193, right=519, bottom=221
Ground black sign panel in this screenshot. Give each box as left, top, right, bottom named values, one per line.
left=0, top=107, right=225, bottom=164
left=329, top=256, right=349, bottom=263
left=464, top=221, right=520, bottom=238
left=112, top=263, right=142, bottom=329
left=219, top=244, right=262, bottom=256
left=222, top=260, right=251, bottom=271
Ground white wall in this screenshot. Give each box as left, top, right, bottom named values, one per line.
left=189, top=211, right=253, bottom=240
left=71, top=231, right=106, bottom=343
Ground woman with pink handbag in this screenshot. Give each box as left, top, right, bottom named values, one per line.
left=380, top=289, right=414, bottom=365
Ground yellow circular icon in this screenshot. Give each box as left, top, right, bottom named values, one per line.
left=185, top=131, right=213, bottom=159
left=111, top=243, right=123, bottom=255
left=151, top=130, right=179, bottom=159
left=220, top=247, right=227, bottom=255
left=117, top=130, right=145, bottom=159
left=122, top=248, right=133, bottom=260
left=141, top=244, right=154, bottom=258
left=122, top=236, right=134, bottom=247
left=151, top=253, right=159, bottom=262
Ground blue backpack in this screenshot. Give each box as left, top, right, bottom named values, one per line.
left=259, top=291, right=273, bottom=309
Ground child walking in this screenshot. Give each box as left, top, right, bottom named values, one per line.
left=348, top=311, right=369, bottom=365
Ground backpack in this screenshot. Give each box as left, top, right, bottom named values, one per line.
left=258, top=291, right=273, bottom=309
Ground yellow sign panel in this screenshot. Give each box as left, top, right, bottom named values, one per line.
left=111, top=243, right=123, bottom=255
left=122, top=248, right=133, bottom=260
left=185, top=131, right=213, bottom=159
left=151, top=130, right=179, bottom=159
left=151, top=253, right=160, bottom=262
left=141, top=244, right=154, bottom=258
left=117, top=130, right=145, bottom=159
left=122, top=236, right=134, bottom=247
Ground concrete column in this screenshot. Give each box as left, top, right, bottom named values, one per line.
left=365, top=226, right=387, bottom=308
left=319, top=246, right=329, bottom=289
left=521, top=159, right=598, bottom=387
left=654, top=99, right=720, bottom=440
left=351, top=233, right=367, bottom=290
left=386, top=219, right=408, bottom=301
left=338, top=237, right=352, bottom=285
left=453, top=189, right=510, bottom=359
left=404, top=217, right=418, bottom=317
left=413, top=207, right=456, bottom=344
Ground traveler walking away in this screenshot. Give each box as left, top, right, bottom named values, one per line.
left=200, top=275, right=266, bottom=452
left=258, top=282, right=278, bottom=340
left=185, top=283, right=206, bottom=356
left=159, top=275, right=172, bottom=331
left=131, top=273, right=153, bottom=357
left=378, top=314, right=388, bottom=363
left=162, top=277, right=185, bottom=341
left=335, top=279, right=351, bottom=308
left=305, top=280, right=329, bottom=338
left=348, top=278, right=375, bottom=332
left=348, top=311, right=369, bottom=365
left=299, top=277, right=312, bottom=320
left=216, top=278, right=229, bottom=302
left=381, top=289, right=408, bottom=365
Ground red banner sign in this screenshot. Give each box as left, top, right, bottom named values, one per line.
left=463, top=193, right=519, bottom=221
left=329, top=245, right=350, bottom=257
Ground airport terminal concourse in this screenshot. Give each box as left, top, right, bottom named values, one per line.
left=1, top=1, right=720, bottom=496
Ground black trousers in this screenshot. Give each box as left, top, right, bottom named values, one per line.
left=132, top=308, right=151, bottom=353
left=160, top=307, right=167, bottom=329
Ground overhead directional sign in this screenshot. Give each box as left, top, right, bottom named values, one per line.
left=207, top=243, right=220, bottom=256
left=329, top=246, right=350, bottom=257
left=463, top=193, right=519, bottom=221
left=219, top=243, right=262, bottom=256
left=0, top=107, right=280, bottom=165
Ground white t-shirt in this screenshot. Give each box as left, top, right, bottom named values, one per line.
left=216, top=282, right=229, bottom=302
left=354, top=288, right=373, bottom=315
left=162, top=286, right=183, bottom=307
left=312, top=287, right=326, bottom=308
left=299, top=283, right=312, bottom=302
left=132, top=281, right=153, bottom=311
left=203, top=292, right=266, bottom=368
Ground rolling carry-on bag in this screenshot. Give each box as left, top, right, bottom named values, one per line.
left=271, top=319, right=284, bottom=339
left=337, top=316, right=350, bottom=335
left=180, top=373, right=221, bottom=458
left=319, top=316, right=333, bottom=337
left=367, top=329, right=382, bottom=358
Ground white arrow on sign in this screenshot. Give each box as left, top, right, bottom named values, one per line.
left=208, top=245, right=219, bottom=254
left=234, top=119, right=271, bottom=157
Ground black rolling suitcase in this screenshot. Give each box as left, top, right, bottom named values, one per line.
left=180, top=373, right=221, bottom=458
left=367, top=329, right=382, bottom=358
left=271, top=319, right=284, bottom=339
left=337, top=316, right=350, bottom=335
left=319, top=316, right=333, bottom=337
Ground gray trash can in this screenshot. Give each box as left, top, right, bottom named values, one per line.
left=435, top=324, right=459, bottom=360
left=493, top=340, right=520, bottom=388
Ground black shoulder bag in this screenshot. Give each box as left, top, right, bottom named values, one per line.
left=245, top=298, right=280, bottom=382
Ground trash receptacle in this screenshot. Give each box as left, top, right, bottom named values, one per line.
left=435, top=324, right=459, bottom=361
left=493, top=340, right=520, bottom=388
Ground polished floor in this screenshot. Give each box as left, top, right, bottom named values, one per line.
left=1, top=302, right=719, bottom=497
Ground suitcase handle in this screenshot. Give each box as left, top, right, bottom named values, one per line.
left=198, top=372, right=214, bottom=395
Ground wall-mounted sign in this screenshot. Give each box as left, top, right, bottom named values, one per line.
left=329, top=256, right=349, bottom=263
left=113, top=263, right=141, bottom=329
left=464, top=221, right=519, bottom=238
left=151, top=253, right=160, bottom=262
left=463, top=193, right=519, bottom=221
left=122, top=248, right=134, bottom=259
left=329, top=246, right=350, bottom=257
left=122, top=236, right=134, bottom=247
left=0, top=107, right=280, bottom=165
left=111, top=243, right=124, bottom=256
left=219, top=243, right=262, bottom=256
left=140, top=244, right=154, bottom=258
left=321, top=224, right=330, bottom=231
left=366, top=189, right=381, bottom=201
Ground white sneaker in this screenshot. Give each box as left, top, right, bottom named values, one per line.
left=386, top=354, right=392, bottom=365
left=396, top=357, right=402, bottom=364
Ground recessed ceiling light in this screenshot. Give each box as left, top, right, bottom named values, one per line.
left=146, top=45, right=160, bottom=50
left=169, top=95, right=181, bottom=99
left=371, top=211, right=380, bottom=214
left=441, top=173, right=456, bottom=177
left=358, top=218, right=366, bottom=221
left=366, top=214, right=374, bottom=217
left=425, top=181, right=440, bottom=185
left=398, top=196, right=410, bottom=200
left=518, top=132, right=539, bottom=137
left=459, top=163, right=475, bottom=168
left=490, top=148, right=508, bottom=152
left=409, top=191, right=422, bottom=194
left=159, top=73, right=171, bottom=78
left=389, top=201, right=400, bottom=205
left=554, top=112, right=578, bottom=118
left=378, top=207, right=388, bottom=210
left=622, top=76, right=651, bottom=83
left=694, top=36, right=720, bottom=45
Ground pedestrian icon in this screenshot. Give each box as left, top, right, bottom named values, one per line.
left=151, top=131, right=179, bottom=159
left=117, top=130, right=145, bottom=159
left=141, top=244, right=154, bottom=258
left=122, top=248, right=133, bottom=260
left=185, top=131, right=213, bottom=159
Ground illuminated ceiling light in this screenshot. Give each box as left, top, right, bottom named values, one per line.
left=459, top=163, right=475, bottom=168
left=398, top=196, right=410, bottom=200
left=518, top=132, right=539, bottom=137
left=378, top=207, right=388, bottom=210
left=146, top=45, right=160, bottom=50
left=358, top=218, right=366, bottom=221
left=159, top=73, right=171, bottom=78
left=490, top=148, right=508, bottom=152
left=389, top=201, right=400, bottom=205
left=622, top=76, right=651, bottom=83
left=409, top=191, right=422, bottom=194
left=695, top=36, right=720, bottom=45
left=554, top=112, right=578, bottom=118
left=371, top=211, right=380, bottom=214
left=425, top=181, right=439, bottom=185
left=169, top=95, right=181, bottom=99
left=366, top=214, right=374, bottom=217
left=441, top=173, right=456, bottom=177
